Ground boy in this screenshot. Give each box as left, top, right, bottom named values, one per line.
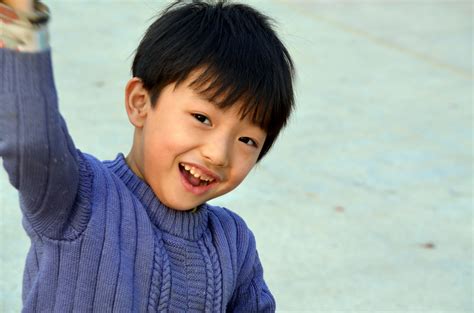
left=0, top=0, right=294, bottom=311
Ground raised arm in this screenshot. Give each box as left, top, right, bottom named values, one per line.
left=0, top=1, right=84, bottom=238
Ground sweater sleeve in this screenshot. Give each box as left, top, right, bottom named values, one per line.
left=227, top=230, right=276, bottom=313
left=0, top=48, right=82, bottom=238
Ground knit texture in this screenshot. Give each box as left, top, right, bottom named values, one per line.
left=0, top=49, right=275, bottom=312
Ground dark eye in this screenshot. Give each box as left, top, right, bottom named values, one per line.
left=239, top=137, right=258, bottom=148
left=192, top=113, right=211, bottom=126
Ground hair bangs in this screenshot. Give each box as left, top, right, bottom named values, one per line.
left=183, top=65, right=272, bottom=131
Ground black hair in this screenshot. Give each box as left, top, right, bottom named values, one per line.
left=132, top=0, right=295, bottom=161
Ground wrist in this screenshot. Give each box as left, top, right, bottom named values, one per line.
left=1, top=0, right=34, bottom=14
left=0, top=1, right=50, bottom=52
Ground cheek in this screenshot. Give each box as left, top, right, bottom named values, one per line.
left=229, top=160, right=256, bottom=186
left=142, top=129, right=168, bottom=172
left=142, top=127, right=190, bottom=168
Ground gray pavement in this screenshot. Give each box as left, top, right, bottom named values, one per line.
left=0, top=1, right=472, bottom=312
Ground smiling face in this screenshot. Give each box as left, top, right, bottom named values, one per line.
left=124, top=75, right=266, bottom=211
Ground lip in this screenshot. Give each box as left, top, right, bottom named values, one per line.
left=178, top=162, right=221, bottom=196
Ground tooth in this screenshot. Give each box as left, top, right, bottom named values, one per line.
left=182, top=164, right=216, bottom=182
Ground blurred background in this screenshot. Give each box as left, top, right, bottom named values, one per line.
left=0, top=0, right=472, bottom=312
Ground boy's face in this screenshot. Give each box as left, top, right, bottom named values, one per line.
left=125, top=74, right=266, bottom=211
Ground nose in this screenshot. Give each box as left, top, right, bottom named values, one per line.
left=201, top=135, right=231, bottom=167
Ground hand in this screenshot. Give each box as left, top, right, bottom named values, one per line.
left=1, top=0, right=35, bottom=13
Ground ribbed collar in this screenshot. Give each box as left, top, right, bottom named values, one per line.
left=105, top=153, right=209, bottom=241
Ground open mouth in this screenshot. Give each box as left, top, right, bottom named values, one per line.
left=179, top=163, right=216, bottom=187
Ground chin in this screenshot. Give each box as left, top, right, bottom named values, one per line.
left=160, top=197, right=203, bottom=211
left=171, top=204, right=198, bottom=211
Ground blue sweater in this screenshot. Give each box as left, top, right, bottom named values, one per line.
left=0, top=49, right=275, bottom=312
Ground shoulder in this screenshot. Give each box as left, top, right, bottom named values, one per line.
left=79, top=151, right=116, bottom=177
left=206, top=204, right=254, bottom=240
left=206, top=203, right=257, bottom=263
left=79, top=151, right=102, bottom=168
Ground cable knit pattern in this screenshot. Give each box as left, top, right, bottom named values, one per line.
left=198, top=238, right=215, bottom=311
left=157, top=239, right=172, bottom=312
left=0, top=49, right=275, bottom=312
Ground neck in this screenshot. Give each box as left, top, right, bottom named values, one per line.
left=106, top=153, right=209, bottom=241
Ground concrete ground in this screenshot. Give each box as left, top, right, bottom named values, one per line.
left=0, top=0, right=472, bottom=312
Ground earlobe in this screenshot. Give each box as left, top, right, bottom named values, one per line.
left=125, top=77, right=150, bottom=128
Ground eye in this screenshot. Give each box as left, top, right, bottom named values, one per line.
left=192, top=113, right=211, bottom=126
left=239, top=137, right=258, bottom=148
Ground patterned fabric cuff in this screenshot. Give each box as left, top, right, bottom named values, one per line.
left=0, top=2, right=50, bottom=52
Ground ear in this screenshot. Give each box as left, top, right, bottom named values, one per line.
left=125, top=77, right=152, bottom=128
